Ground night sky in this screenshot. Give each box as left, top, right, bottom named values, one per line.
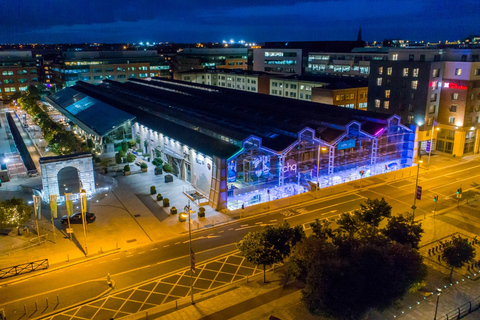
left=1, top=0, right=478, bottom=44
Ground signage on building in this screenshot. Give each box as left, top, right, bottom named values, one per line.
left=443, top=82, right=467, bottom=90
left=337, top=139, right=356, bottom=150
left=283, top=159, right=297, bottom=176
left=228, top=161, right=237, bottom=182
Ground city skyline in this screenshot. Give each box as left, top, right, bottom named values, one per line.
left=1, top=0, right=478, bottom=44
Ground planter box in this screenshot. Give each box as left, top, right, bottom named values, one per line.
left=141, top=168, right=148, bottom=172
left=165, top=174, right=173, bottom=183
left=124, top=171, right=131, bottom=176
left=155, top=167, right=163, bottom=175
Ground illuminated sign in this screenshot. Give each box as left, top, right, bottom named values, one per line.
left=228, top=161, right=237, bottom=182
left=337, top=139, right=356, bottom=150
left=443, top=82, right=467, bottom=90
left=283, top=159, right=297, bottom=176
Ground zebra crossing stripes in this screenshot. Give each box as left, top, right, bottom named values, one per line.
left=280, top=207, right=308, bottom=217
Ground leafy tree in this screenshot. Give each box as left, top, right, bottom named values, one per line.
left=310, top=218, right=333, bottom=240
left=87, top=138, right=94, bottom=150
left=382, top=213, right=423, bottom=248
left=126, top=153, right=136, bottom=163
left=124, top=164, right=130, bottom=172
left=336, top=212, right=360, bottom=239
left=115, top=152, right=123, bottom=165
left=11, top=92, right=23, bottom=100
left=163, top=163, right=173, bottom=173
left=152, top=157, right=163, bottom=167
left=144, top=140, right=149, bottom=153
left=135, top=135, right=141, bottom=146
left=0, top=198, right=33, bottom=230
left=121, top=140, right=128, bottom=153
left=238, top=222, right=304, bottom=283
left=442, top=235, right=476, bottom=282
left=27, top=85, right=39, bottom=97
left=356, top=197, right=391, bottom=229
left=48, top=131, right=76, bottom=155
left=128, top=139, right=136, bottom=148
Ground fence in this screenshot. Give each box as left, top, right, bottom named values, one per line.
left=438, top=295, right=480, bottom=320
left=0, top=259, right=49, bottom=279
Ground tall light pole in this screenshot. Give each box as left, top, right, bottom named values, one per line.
left=412, top=159, right=423, bottom=223
left=186, top=201, right=195, bottom=305
left=434, top=288, right=442, bottom=320
left=316, top=146, right=327, bottom=193
left=80, top=189, right=88, bottom=256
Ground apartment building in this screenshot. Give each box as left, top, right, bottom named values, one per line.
left=253, top=48, right=303, bottom=75
left=51, top=50, right=170, bottom=88
left=175, top=48, right=248, bottom=72
left=0, top=51, right=39, bottom=101
left=368, top=48, right=480, bottom=157
left=173, top=70, right=270, bottom=94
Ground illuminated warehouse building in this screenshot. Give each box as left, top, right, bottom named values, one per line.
left=46, top=78, right=415, bottom=210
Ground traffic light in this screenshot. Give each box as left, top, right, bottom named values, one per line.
left=433, top=195, right=438, bottom=201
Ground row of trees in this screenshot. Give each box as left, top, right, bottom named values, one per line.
left=0, top=198, right=33, bottom=230
left=17, top=87, right=87, bottom=155
left=237, top=198, right=476, bottom=320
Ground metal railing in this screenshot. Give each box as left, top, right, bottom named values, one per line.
left=438, top=295, right=480, bottom=320
left=0, top=259, right=49, bottom=279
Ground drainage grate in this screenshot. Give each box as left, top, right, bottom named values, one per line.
left=134, top=214, right=141, bottom=217
left=126, top=239, right=137, bottom=243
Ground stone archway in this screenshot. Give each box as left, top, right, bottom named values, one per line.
left=39, top=153, right=95, bottom=200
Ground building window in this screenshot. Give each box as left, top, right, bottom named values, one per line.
left=408, top=104, right=414, bottom=112
left=385, top=90, right=390, bottom=98
left=429, top=105, right=436, bottom=113
left=452, top=93, right=459, bottom=100
left=469, top=105, right=474, bottom=113
left=427, top=117, right=433, bottom=125
left=403, top=68, right=409, bottom=77
left=408, top=115, right=414, bottom=123
left=384, top=101, right=389, bottom=109
left=378, top=67, right=383, bottom=75
left=448, top=117, right=455, bottom=124
left=387, top=67, right=392, bottom=75
left=475, top=69, right=480, bottom=76
left=377, top=78, right=382, bottom=86
left=455, top=68, right=462, bottom=76
left=336, top=95, right=341, bottom=101
left=430, top=93, right=437, bottom=101
left=431, top=81, right=438, bottom=89
left=93, top=68, right=102, bottom=73
left=358, top=102, right=367, bottom=109
left=392, top=54, right=398, bottom=61
left=432, top=69, right=440, bottom=77
left=375, top=99, right=381, bottom=108
left=94, top=75, right=102, bottom=80
left=411, top=80, right=418, bottom=89
left=413, top=68, right=419, bottom=77
left=476, top=116, right=480, bottom=123
left=411, top=93, right=415, bottom=101
left=450, top=105, right=457, bottom=112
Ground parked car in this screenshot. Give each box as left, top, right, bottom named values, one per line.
left=61, top=212, right=96, bottom=225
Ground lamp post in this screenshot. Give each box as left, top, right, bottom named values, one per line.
left=80, top=189, right=88, bottom=256
left=434, top=288, right=442, bottom=320
left=412, top=159, right=423, bottom=223
left=316, top=146, right=327, bottom=193
left=186, top=201, right=195, bottom=305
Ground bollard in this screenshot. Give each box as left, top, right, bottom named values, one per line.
left=176, top=301, right=178, bottom=309
left=116, top=242, right=118, bottom=249
left=428, top=249, right=431, bottom=256
left=438, top=255, right=441, bottom=262
left=67, top=254, right=69, bottom=262
left=107, top=273, right=112, bottom=286
left=24, top=304, right=27, bottom=314
left=46, top=298, right=48, bottom=308
left=101, top=247, right=103, bottom=253
left=57, top=294, right=59, bottom=305
left=35, top=301, right=38, bottom=311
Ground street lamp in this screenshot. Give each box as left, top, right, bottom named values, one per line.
left=412, top=159, right=423, bottom=223
left=434, top=288, right=442, bottom=320
left=316, top=146, right=327, bottom=191
left=428, top=125, right=440, bottom=167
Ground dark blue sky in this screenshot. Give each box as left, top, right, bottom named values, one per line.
left=1, top=0, right=478, bottom=44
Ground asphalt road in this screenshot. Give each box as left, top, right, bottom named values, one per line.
left=1, top=159, right=479, bottom=317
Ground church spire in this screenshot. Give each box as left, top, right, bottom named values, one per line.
left=357, top=26, right=363, bottom=42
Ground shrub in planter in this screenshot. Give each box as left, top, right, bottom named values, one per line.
left=170, top=207, right=177, bottom=215
left=163, top=198, right=170, bottom=207
left=141, top=162, right=148, bottom=172
left=124, top=164, right=131, bottom=175
left=156, top=193, right=163, bottom=201
left=150, top=186, right=156, bottom=195
left=152, top=157, right=164, bottom=167
left=198, top=207, right=206, bottom=218
left=178, top=212, right=187, bottom=222
left=127, top=153, right=136, bottom=163
left=163, top=163, right=173, bottom=173
left=128, top=139, right=136, bottom=148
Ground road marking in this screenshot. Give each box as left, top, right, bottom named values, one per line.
left=255, top=222, right=263, bottom=224
left=330, top=210, right=338, bottom=213
left=218, top=230, right=224, bottom=233
left=150, top=247, right=158, bottom=251
left=138, top=251, right=145, bottom=255
left=175, top=242, right=181, bottom=245
left=126, top=254, right=134, bottom=257
left=112, top=258, right=120, bottom=261
left=99, top=261, right=106, bottom=264
left=270, top=219, right=277, bottom=222
left=235, top=225, right=257, bottom=231
left=260, top=223, right=275, bottom=227
left=228, top=228, right=234, bottom=230
left=241, top=224, right=249, bottom=227
left=163, top=245, right=170, bottom=248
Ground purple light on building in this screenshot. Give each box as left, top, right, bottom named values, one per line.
left=374, top=128, right=385, bottom=136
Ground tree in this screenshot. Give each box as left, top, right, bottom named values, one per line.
left=115, top=152, right=123, bottom=165
left=238, top=222, right=305, bottom=283
left=27, top=85, right=39, bottom=98
left=336, top=212, right=360, bottom=239
left=0, top=198, right=33, bottom=231
left=126, top=153, right=136, bottom=163
left=356, top=197, right=392, bottom=229
left=144, top=140, right=149, bottom=153
left=11, top=92, right=23, bottom=101
left=121, top=141, right=128, bottom=153
left=128, top=139, right=136, bottom=148
left=442, top=235, right=476, bottom=282
left=382, top=213, right=423, bottom=249
left=163, top=163, right=173, bottom=173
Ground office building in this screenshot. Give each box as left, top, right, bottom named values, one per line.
left=0, top=51, right=39, bottom=101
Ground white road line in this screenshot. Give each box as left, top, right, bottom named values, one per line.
left=138, top=251, right=145, bottom=254
left=150, top=247, right=158, bottom=251
left=163, top=244, right=170, bottom=248
left=218, top=230, right=224, bottom=233
left=228, top=228, right=234, bottom=230
left=255, top=222, right=263, bottom=224
left=270, top=219, right=277, bottom=222
left=175, top=242, right=181, bottom=245
left=112, top=258, right=120, bottom=261
left=241, top=224, right=249, bottom=227
left=235, top=225, right=257, bottom=231
left=126, top=254, right=134, bottom=258
left=260, top=223, right=275, bottom=227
